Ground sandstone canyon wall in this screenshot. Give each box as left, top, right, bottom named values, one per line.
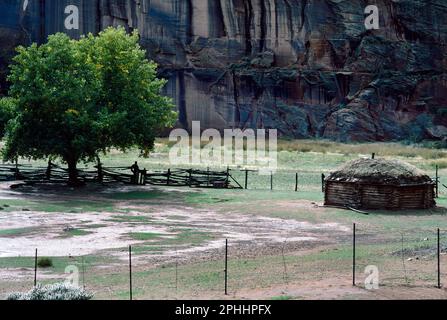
left=0, top=0, right=447, bottom=142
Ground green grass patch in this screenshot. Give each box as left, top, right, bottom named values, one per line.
left=84, top=224, right=108, bottom=229
left=0, top=227, right=38, bottom=238
left=108, top=215, right=153, bottom=223
left=23, top=199, right=115, bottom=213
left=129, top=229, right=214, bottom=255
left=60, top=228, right=94, bottom=238
left=129, top=245, right=164, bottom=255
left=105, top=190, right=166, bottom=201
left=271, top=295, right=294, bottom=300
left=162, top=228, right=214, bottom=246
left=0, top=255, right=117, bottom=272
left=128, top=232, right=164, bottom=241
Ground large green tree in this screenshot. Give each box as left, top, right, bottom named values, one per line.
left=3, top=27, right=176, bottom=185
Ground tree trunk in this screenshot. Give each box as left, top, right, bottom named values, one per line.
left=67, top=158, right=82, bottom=186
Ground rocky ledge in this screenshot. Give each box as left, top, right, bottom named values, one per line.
left=0, top=0, right=446, bottom=142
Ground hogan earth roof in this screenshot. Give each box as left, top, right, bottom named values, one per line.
left=326, top=158, right=434, bottom=186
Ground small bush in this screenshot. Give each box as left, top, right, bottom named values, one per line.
left=37, top=257, right=53, bottom=268
left=7, top=283, right=93, bottom=300
left=298, top=147, right=312, bottom=153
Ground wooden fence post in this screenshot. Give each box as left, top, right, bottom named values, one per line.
left=129, top=245, right=133, bottom=300
left=81, top=256, right=86, bottom=290
left=46, top=160, right=52, bottom=180
left=352, top=223, right=356, bottom=286
left=14, top=159, right=20, bottom=180
left=245, top=170, right=249, bottom=190
left=167, top=169, right=171, bottom=186
left=322, top=173, right=326, bottom=193
left=438, top=228, right=441, bottom=289
left=34, top=248, right=37, bottom=287
left=225, top=239, right=228, bottom=295
left=97, top=158, right=103, bottom=183
left=270, top=172, right=273, bottom=190
left=142, top=169, right=147, bottom=185
left=436, top=165, right=439, bottom=198
left=207, top=167, right=210, bottom=187
left=295, top=173, right=298, bottom=192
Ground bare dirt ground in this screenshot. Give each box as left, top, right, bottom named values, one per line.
left=0, top=184, right=350, bottom=262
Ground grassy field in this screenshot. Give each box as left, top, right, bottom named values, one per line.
left=1, top=139, right=447, bottom=300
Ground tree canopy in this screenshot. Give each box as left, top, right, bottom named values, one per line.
left=2, top=27, right=176, bottom=185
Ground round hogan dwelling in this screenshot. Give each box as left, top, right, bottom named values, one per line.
left=324, top=159, right=436, bottom=210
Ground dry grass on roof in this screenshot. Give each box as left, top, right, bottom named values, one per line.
left=326, top=158, right=433, bottom=185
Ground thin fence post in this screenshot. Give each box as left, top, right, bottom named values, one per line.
left=270, top=172, right=273, bottom=191
left=438, top=228, right=441, bottom=289
left=295, top=173, right=298, bottom=192
left=167, top=169, right=171, bottom=186
left=352, top=223, right=356, bottom=286
left=129, top=245, right=133, bottom=300
left=225, top=239, right=228, bottom=295
left=34, top=248, right=37, bottom=287
left=97, top=158, right=103, bottom=183
left=245, top=170, right=248, bottom=190
left=207, top=167, right=210, bottom=187
left=175, top=246, right=178, bottom=293
left=82, top=256, right=86, bottom=290
left=46, top=160, right=52, bottom=180
left=14, top=159, right=20, bottom=180
left=226, top=167, right=230, bottom=188
left=436, top=165, right=439, bottom=198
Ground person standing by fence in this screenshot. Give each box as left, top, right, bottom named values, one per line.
left=130, top=162, right=140, bottom=185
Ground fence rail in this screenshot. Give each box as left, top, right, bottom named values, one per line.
left=0, top=163, right=243, bottom=189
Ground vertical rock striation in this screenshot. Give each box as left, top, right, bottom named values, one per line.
left=1, top=0, right=446, bottom=141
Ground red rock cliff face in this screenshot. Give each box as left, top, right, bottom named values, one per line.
left=1, top=0, right=447, bottom=142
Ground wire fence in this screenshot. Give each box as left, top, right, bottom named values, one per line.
left=3, top=225, right=446, bottom=300
left=354, top=226, right=442, bottom=288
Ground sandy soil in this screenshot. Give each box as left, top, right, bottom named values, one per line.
left=0, top=200, right=349, bottom=260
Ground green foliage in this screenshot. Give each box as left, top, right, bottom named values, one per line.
left=78, top=28, right=176, bottom=157
left=7, top=283, right=93, bottom=300
left=3, top=33, right=101, bottom=167
left=37, top=257, right=53, bottom=268
left=0, top=97, right=17, bottom=137
left=128, top=232, right=163, bottom=241
left=2, top=27, right=176, bottom=183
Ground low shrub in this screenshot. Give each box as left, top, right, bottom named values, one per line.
left=7, top=283, right=93, bottom=300
left=37, top=257, right=53, bottom=268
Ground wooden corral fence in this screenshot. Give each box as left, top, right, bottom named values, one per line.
left=0, top=162, right=243, bottom=189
